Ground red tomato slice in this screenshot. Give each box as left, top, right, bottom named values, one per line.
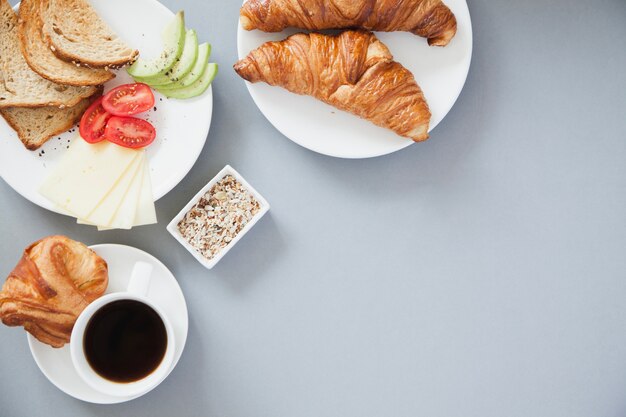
left=104, top=116, right=156, bottom=149
left=79, top=97, right=111, bottom=143
left=102, top=83, right=155, bottom=116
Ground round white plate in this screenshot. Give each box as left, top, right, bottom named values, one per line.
left=0, top=0, right=213, bottom=213
left=237, top=0, right=472, bottom=158
left=27, top=244, right=188, bottom=404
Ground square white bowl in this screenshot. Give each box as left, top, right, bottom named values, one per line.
left=166, top=165, right=270, bottom=269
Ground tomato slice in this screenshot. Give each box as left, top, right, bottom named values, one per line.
left=79, top=97, right=111, bottom=143
left=104, top=116, right=156, bottom=149
left=102, top=83, right=155, bottom=116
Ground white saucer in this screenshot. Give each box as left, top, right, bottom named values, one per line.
left=27, top=244, right=188, bottom=404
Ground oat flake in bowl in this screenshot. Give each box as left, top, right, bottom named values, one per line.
left=167, top=165, right=270, bottom=269
left=177, top=175, right=261, bottom=260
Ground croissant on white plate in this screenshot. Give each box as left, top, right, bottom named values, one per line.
left=234, top=30, right=431, bottom=141
left=240, top=0, right=457, bottom=46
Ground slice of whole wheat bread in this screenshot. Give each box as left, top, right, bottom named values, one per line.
left=0, top=87, right=102, bottom=150
left=41, top=0, right=138, bottom=68
left=18, top=0, right=114, bottom=86
left=0, top=0, right=96, bottom=108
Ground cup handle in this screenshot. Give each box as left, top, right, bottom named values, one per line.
left=126, top=261, right=154, bottom=297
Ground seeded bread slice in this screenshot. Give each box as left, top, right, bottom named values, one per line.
left=0, top=87, right=102, bottom=150
left=18, top=0, right=114, bottom=86
left=41, top=0, right=138, bottom=68
left=0, top=0, right=96, bottom=108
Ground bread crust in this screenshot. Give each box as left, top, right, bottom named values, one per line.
left=46, top=43, right=138, bottom=69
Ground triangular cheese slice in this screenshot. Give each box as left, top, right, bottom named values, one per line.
left=96, top=155, right=145, bottom=230
left=133, top=158, right=157, bottom=227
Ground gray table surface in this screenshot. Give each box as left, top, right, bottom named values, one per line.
left=2, top=0, right=626, bottom=416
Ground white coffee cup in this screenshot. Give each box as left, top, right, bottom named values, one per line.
left=70, top=261, right=176, bottom=398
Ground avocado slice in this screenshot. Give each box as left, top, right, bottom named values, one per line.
left=139, top=29, right=198, bottom=86
left=127, top=11, right=186, bottom=79
left=157, top=42, right=210, bottom=89
left=157, top=63, right=217, bottom=99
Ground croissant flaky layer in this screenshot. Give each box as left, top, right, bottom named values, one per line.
left=234, top=30, right=431, bottom=141
left=0, top=236, right=108, bottom=347
left=240, top=0, right=457, bottom=46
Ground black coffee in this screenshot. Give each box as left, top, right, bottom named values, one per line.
left=83, top=299, right=167, bottom=383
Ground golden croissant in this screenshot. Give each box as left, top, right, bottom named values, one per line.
left=240, top=0, right=457, bottom=46
left=234, top=30, right=431, bottom=141
left=0, top=236, right=108, bottom=348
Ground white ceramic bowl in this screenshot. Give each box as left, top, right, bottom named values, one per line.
left=167, top=165, right=270, bottom=269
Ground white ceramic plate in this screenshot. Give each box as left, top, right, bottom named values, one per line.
left=237, top=0, right=472, bottom=158
left=27, top=244, right=188, bottom=404
left=0, top=0, right=213, bottom=214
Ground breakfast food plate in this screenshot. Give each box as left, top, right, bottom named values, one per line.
left=27, top=244, right=188, bottom=404
left=0, top=0, right=213, bottom=214
left=236, top=0, right=472, bottom=159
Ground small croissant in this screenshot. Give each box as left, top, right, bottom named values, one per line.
left=240, top=0, right=457, bottom=46
left=234, top=30, right=431, bottom=141
left=0, top=236, right=108, bottom=348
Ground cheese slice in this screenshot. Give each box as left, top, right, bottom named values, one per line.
left=81, top=152, right=144, bottom=227
left=86, top=156, right=156, bottom=230
left=39, top=139, right=141, bottom=219
left=133, top=159, right=157, bottom=227
left=97, top=156, right=145, bottom=230
left=76, top=153, right=144, bottom=228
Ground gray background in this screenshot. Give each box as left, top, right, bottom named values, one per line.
left=1, top=0, right=626, bottom=416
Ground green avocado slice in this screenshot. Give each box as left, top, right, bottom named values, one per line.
left=157, top=63, right=217, bottom=99
left=127, top=11, right=185, bottom=79
left=157, top=42, right=210, bottom=89
left=139, top=29, right=198, bottom=86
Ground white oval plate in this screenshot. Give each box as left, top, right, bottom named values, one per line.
left=237, top=0, right=472, bottom=159
left=27, top=244, right=188, bottom=404
left=0, top=0, right=213, bottom=214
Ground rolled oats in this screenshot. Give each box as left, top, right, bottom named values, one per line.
left=177, top=175, right=261, bottom=260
